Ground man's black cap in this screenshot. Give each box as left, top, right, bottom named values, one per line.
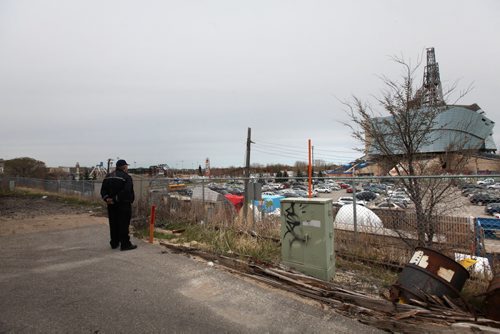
left=116, top=159, right=129, bottom=167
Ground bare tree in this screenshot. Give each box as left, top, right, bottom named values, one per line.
left=343, top=55, right=474, bottom=247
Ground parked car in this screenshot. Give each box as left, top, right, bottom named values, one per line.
left=468, top=191, right=490, bottom=199
left=324, top=181, right=340, bottom=190
left=388, top=187, right=407, bottom=196
left=485, top=203, right=500, bottom=215
left=294, top=190, right=309, bottom=197
left=363, top=185, right=385, bottom=194
left=262, top=191, right=276, bottom=196
left=227, top=188, right=244, bottom=195
left=388, top=194, right=411, bottom=205
left=277, top=189, right=293, bottom=195
left=462, top=186, right=485, bottom=196
left=477, top=178, right=495, bottom=186
left=315, top=187, right=331, bottom=193
left=470, top=193, right=500, bottom=205
left=336, top=197, right=366, bottom=206
left=375, top=201, right=405, bottom=209
left=346, top=186, right=362, bottom=193
left=328, top=184, right=341, bottom=191
left=460, top=183, right=483, bottom=190
left=487, top=183, right=500, bottom=190
left=356, top=191, right=378, bottom=201
left=339, top=183, right=350, bottom=189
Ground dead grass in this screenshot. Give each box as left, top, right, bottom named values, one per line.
left=136, top=195, right=495, bottom=309
left=1, top=187, right=103, bottom=208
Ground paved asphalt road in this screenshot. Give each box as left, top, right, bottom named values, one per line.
left=0, top=220, right=383, bottom=333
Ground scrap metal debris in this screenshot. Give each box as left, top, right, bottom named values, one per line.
left=390, top=247, right=470, bottom=310
left=159, top=241, right=500, bottom=333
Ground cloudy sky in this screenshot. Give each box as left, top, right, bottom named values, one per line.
left=1, top=1, right=499, bottom=169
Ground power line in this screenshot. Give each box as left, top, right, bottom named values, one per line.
left=253, top=148, right=356, bottom=164
left=252, top=138, right=362, bottom=165
left=255, top=139, right=360, bottom=154
left=253, top=148, right=305, bottom=160
left=314, top=147, right=363, bottom=154
left=254, top=143, right=307, bottom=155
left=254, top=144, right=358, bottom=162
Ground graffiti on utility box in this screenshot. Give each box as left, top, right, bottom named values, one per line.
left=283, top=202, right=307, bottom=243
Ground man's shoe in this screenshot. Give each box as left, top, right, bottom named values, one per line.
left=110, top=242, right=119, bottom=249
left=120, top=244, right=137, bottom=251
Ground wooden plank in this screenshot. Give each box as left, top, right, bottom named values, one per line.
left=393, top=309, right=428, bottom=320
left=157, top=240, right=500, bottom=332
left=442, top=295, right=465, bottom=312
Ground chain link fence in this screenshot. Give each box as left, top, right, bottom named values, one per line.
left=138, top=175, right=496, bottom=271
left=3, top=174, right=499, bottom=272
left=1, top=176, right=153, bottom=200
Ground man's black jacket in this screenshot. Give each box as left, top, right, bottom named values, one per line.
left=100, top=169, right=135, bottom=204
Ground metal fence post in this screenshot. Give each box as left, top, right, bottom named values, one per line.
left=252, top=182, right=256, bottom=229
left=201, top=178, right=206, bottom=224
left=352, top=179, right=358, bottom=240
left=139, top=179, right=143, bottom=204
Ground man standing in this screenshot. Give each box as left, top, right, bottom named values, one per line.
left=100, top=159, right=137, bottom=251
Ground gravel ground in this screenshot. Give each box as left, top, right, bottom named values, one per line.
left=2, top=190, right=491, bottom=297
left=0, top=193, right=391, bottom=298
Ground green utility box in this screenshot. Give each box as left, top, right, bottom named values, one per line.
left=280, top=198, right=335, bottom=281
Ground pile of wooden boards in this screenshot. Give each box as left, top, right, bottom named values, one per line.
left=159, top=241, right=500, bottom=333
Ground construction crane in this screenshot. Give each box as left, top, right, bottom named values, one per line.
left=422, top=47, right=444, bottom=106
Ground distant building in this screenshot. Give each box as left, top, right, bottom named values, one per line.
left=362, top=104, right=500, bottom=175
left=367, top=104, right=496, bottom=156
left=339, top=48, right=500, bottom=176
left=361, top=48, right=499, bottom=176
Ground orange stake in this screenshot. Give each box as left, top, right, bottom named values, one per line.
left=149, top=205, right=156, bottom=243
left=308, top=139, right=312, bottom=198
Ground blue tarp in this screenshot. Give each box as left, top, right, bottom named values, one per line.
left=475, top=217, right=500, bottom=257
left=254, top=195, right=285, bottom=213
left=476, top=218, right=500, bottom=240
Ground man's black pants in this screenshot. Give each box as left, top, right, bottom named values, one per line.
left=107, top=203, right=132, bottom=247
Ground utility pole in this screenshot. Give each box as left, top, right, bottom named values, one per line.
left=243, top=128, right=252, bottom=224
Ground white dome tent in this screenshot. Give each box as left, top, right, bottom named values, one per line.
left=334, top=204, right=384, bottom=234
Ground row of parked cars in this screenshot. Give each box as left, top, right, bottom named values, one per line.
left=205, top=180, right=413, bottom=209
left=333, top=182, right=412, bottom=209
left=457, top=180, right=500, bottom=216
left=360, top=183, right=412, bottom=209
left=207, top=182, right=245, bottom=196
left=460, top=182, right=500, bottom=206
left=459, top=180, right=500, bottom=216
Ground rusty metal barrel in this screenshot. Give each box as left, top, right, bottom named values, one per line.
left=484, top=275, right=500, bottom=321
left=390, top=247, right=470, bottom=303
